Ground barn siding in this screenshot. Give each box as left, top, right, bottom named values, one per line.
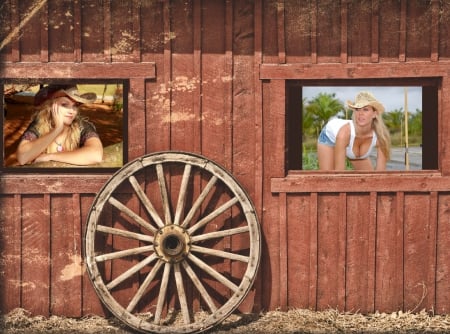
left=1, top=0, right=450, bottom=318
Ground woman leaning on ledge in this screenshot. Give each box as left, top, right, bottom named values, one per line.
left=317, top=91, right=391, bottom=171
left=16, top=85, right=103, bottom=166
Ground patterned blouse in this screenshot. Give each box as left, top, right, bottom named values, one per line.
left=21, top=118, right=99, bottom=146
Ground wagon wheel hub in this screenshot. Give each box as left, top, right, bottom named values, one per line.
left=154, top=224, right=191, bottom=263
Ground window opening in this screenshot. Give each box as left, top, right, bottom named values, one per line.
left=2, top=80, right=127, bottom=171
left=286, top=79, right=439, bottom=171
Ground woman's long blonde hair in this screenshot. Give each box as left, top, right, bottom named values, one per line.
left=372, top=112, right=391, bottom=160
left=31, top=99, right=82, bottom=152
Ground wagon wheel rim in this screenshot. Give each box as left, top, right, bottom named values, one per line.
left=84, top=151, right=261, bottom=334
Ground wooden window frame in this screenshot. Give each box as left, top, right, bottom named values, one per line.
left=0, top=61, right=155, bottom=176
left=286, top=78, right=439, bottom=171
left=259, top=63, right=444, bottom=176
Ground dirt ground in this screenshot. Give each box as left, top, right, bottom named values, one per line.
left=2, top=308, right=450, bottom=334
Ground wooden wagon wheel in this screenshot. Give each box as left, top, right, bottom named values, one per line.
left=84, top=151, right=261, bottom=334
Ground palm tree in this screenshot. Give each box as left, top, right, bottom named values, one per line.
left=303, top=92, right=345, bottom=138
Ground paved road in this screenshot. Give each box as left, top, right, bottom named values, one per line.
left=371, top=146, right=422, bottom=171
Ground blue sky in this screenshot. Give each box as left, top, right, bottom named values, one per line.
left=303, top=86, right=422, bottom=113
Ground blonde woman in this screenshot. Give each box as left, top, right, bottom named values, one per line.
left=16, top=85, right=103, bottom=166
left=317, top=91, right=391, bottom=171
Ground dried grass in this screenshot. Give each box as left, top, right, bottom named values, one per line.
left=2, top=307, right=450, bottom=333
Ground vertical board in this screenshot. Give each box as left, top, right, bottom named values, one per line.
left=286, top=194, right=314, bottom=308
left=48, top=0, right=75, bottom=62
left=285, top=0, right=312, bottom=62
left=379, top=0, right=401, bottom=60
left=403, top=193, right=436, bottom=311
left=345, top=193, right=374, bottom=313
left=21, top=195, right=50, bottom=316
left=80, top=194, right=106, bottom=316
left=347, top=0, right=372, bottom=62
left=50, top=195, right=82, bottom=317
left=375, top=193, right=403, bottom=312
left=81, top=0, right=105, bottom=62
left=316, top=193, right=346, bottom=311
left=0, top=195, right=21, bottom=313
left=436, top=193, right=450, bottom=313
left=316, top=0, right=341, bottom=62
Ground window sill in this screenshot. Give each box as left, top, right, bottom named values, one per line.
left=271, top=170, right=446, bottom=193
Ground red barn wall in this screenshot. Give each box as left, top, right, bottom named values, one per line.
left=1, top=0, right=450, bottom=317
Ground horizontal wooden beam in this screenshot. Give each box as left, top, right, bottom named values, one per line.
left=0, top=174, right=110, bottom=194
left=259, top=62, right=450, bottom=80
left=271, top=172, right=450, bottom=193
left=0, top=62, right=156, bottom=79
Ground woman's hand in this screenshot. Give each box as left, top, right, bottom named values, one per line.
left=52, top=101, right=65, bottom=130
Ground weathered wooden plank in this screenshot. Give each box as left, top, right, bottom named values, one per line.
left=17, top=0, right=42, bottom=62
left=439, top=0, right=450, bottom=59
left=284, top=0, right=312, bottom=62
left=406, top=0, right=433, bottom=60
left=170, top=0, right=199, bottom=153
left=403, top=193, right=436, bottom=311
left=128, top=78, right=146, bottom=161
left=80, top=0, right=105, bottom=62
left=316, top=0, right=341, bottom=63
left=345, top=193, right=372, bottom=313
left=271, top=174, right=450, bottom=193
left=278, top=192, right=288, bottom=310
left=379, top=0, right=401, bottom=61
left=50, top=194, right=82, bottom=317
left=261, top=78, right=285, bottom=309
left=81, top=194, right=108, bottom=316
left=308, top=192, right=318, bottom=309
left=375, top=192, right=404, bottom=312
left=286, top=194, right=314, bottom=309
left=259, top=62, right=448, bottom=79
left=435, top=193, right=450, bottom=313
left=0, top=62, right=156, bottom=79
left=347, top=0, right=372, bottom=63
left=48, top=0, right=75, bottom=62
left=21, top=194, right=50, bottom=316
left=316, top=193, right=346, bottom=311
left=0, top=195, right=21, bottom=313
left=262, top=0, right=279, bottom=63
left=0, top=175, right=110, bottom=194
left=277, top=0, right=285, bottom=63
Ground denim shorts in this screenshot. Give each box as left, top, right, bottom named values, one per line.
left=317, top=128, right=335, bottom=147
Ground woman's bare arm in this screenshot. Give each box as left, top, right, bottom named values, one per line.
left=34, top=136, right=103, bottom=166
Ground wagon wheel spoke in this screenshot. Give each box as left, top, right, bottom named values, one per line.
left=85, top=152, right=261, bottom=334
left=190, top=245, right=249, bottom=262
left=174, top=263, right=191, bottom=324
left=107, top=253, right=158, bottom=291
left=187, top=197, right=239, bottom=234
left=96, top=224, right=154, bottom=243
left=126, top=259, right=164, bottom=313
left=180, top=175, right=217, bottom=228
left=95, top=245, right=154, bottom=262
left=173, top=164, right=192, bottom=225
left=187, top=253, right=239, bottom=292
left=128, top=175, right=165, bottom=229
left=190, top=226, right=249, bottom=243
left=108, top=196, right=157, bottom=234
left=156, top=163, right=172, bottom=225
left=181, top=260, right=217, bottom=313
left=154, top=262, right=171, bottom=324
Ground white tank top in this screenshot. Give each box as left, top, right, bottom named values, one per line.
left=325, top=118, right=377, bottom=160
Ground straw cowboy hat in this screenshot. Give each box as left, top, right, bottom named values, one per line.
left=34, top=84, right=97, bottom=106
left=347, top=91, right=385, bottom=114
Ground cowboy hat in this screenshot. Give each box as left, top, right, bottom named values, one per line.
left=34, top=84, right=97, bottom=106
left=347, top=91, right=385, bottom=114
